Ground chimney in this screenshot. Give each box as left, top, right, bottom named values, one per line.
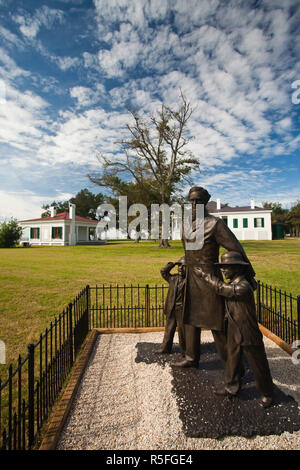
left=216, top=198, right=221, bottom=210
left=69, top=203, right=76, bottom=246
left=50, top=206, right=56, bottom=218
left=250, top=198, right=255, bottom=210
left=69, top=203, right=76, bottom=220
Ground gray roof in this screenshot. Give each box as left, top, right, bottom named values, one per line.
left=207, top=201, right=268, bottom=213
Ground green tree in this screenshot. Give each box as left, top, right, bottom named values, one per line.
left=41, top=189, right=105, bottom=220
left=89, top=92, right=200, bottom=247
left=287, top=200, right=300, bottom=237
left=262, top=202, right=289, bottom=224
left=70, top=189, right=105, bottom=219
left=41, top=200, right=69, bottom=217
left=262, top=201, right=290, bottom=235
left=0, top=219, right=23, bottom=248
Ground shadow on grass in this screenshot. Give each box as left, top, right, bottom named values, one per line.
left=135, top=341, right=300, bottom=439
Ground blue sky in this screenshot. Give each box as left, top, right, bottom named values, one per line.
left=0, top=0, right=300, bottom=220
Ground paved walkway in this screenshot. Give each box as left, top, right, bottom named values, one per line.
left=57, top=331, right=300, bottom=450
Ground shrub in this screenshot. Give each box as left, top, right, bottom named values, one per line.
left=0, top=219, right=23, bottom=248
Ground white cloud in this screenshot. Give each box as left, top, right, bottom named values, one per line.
left=0, top=189, right=76, bottom=221
left=1, top=0, right=299, bottom=215
left=0, top=47, right=30, bottom=80
left=56, top=56, right=80, bottom=71
left=0, top=82, right=49, bottom=152
left=36, top=107, right=129, bottom=166
left=0, top=25, right=24, bottom=50
left=97, top=35, right=142, bottom=78
left=13, top=6, right=64, bottom=39
left=0, top=190, right=47, bottom=221
left=70, top=85, right=105, bottom=108
left=277, top=117, right=292, bottom=132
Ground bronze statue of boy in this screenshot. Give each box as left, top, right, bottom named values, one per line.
left=155, top=257, right=186, bottom=355
left=194, top=251, right=274, bottom=408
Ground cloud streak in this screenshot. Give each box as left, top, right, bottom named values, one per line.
left=0, top=0, right=299, bottom=216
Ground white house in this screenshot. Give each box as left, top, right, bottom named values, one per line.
left=171, top=198, right=272, bottom=241
left=19, top=204, right=102, bottom=246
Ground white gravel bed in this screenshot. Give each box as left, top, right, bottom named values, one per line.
left=57, top=331, right=300, bottom=450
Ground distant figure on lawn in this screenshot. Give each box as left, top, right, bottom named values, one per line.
left=194, top=251, right=274, bottom=408
left=155, top=257, right=186, bottom=355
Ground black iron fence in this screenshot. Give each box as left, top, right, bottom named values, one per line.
left=0, top=286, right=89, bottom=450
left=0, top=281, right=299, bottom=450
left=257, top=281, right=300, bottom=346
left=89, top=284, right=168, bottom=329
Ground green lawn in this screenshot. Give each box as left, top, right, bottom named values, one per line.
left=0, top=239, right=300, bottom=376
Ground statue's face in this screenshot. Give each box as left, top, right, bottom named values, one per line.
left=188, top=192, right=203, bottom=220
left=188, top=192, right=202, bottom=204
left=221, top=265, right=239, bottom=280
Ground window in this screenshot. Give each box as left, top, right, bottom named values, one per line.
left=233, top=219, right=238, bottom=228
left=52, top=227, right=63, bottom=239
left=243, top=218, right=248, bottom=228
left=254, top=218, right=264, bottom=228
left=30, top=227, right=40, bottom=239
left=221, top=216, right=228, bottom=226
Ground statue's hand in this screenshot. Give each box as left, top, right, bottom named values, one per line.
left=194, top=266, right=204, bottom=277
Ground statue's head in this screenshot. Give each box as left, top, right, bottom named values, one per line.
left=176, top=256, right=186, bottom=278
left=216, top=251, right=249, bottom=280
left=188, top=186, right=211, bottom=205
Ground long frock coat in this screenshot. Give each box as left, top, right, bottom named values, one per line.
left=182, top=214, right=256, bottom=331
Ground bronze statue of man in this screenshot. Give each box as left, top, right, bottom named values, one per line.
left=173, top=186, right=256, bottom=369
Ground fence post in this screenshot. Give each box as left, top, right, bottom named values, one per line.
left=28, top=343, right=35, bottom=448
left=69, top=303, right=73, bottom=366
left=297, top=295, right=300, bottom=341
left=257, top=280, right=261, bottom=323
left=146, top=284, right=150, bottom=327
left=86, top=285, right=90, bottom=331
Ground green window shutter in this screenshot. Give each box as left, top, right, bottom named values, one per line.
left=262, top=218, right=264, bottom=228
left=30, top=228, right=33, bottom=238
left=51, top=227, right=55, bottom=238
left=254, top=218, right=257, bottom=228
left=233, top=219, right=238, bottom=228
left=243, top=218, right=248, bottom=228
left=37, top=228, right=40, bottom=238
left=59, top=227, right=62, bottom=239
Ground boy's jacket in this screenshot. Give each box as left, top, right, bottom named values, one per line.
left=160, top=262, right=185, bottom=319
left=200, top=272, right=263, bottom=346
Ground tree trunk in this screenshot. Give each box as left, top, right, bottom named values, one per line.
left=156, top=191, right=172, bottom=247
left=158, top=238, right=171, bottom=248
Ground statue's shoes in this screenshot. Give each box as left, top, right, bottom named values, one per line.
left=213, top=385, right=238, bottom=397
left=258, top=396, right=273, bottom=408
left=171, top=359, right=199, bottom=368
left=154, top=348, right=171, bottom=354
